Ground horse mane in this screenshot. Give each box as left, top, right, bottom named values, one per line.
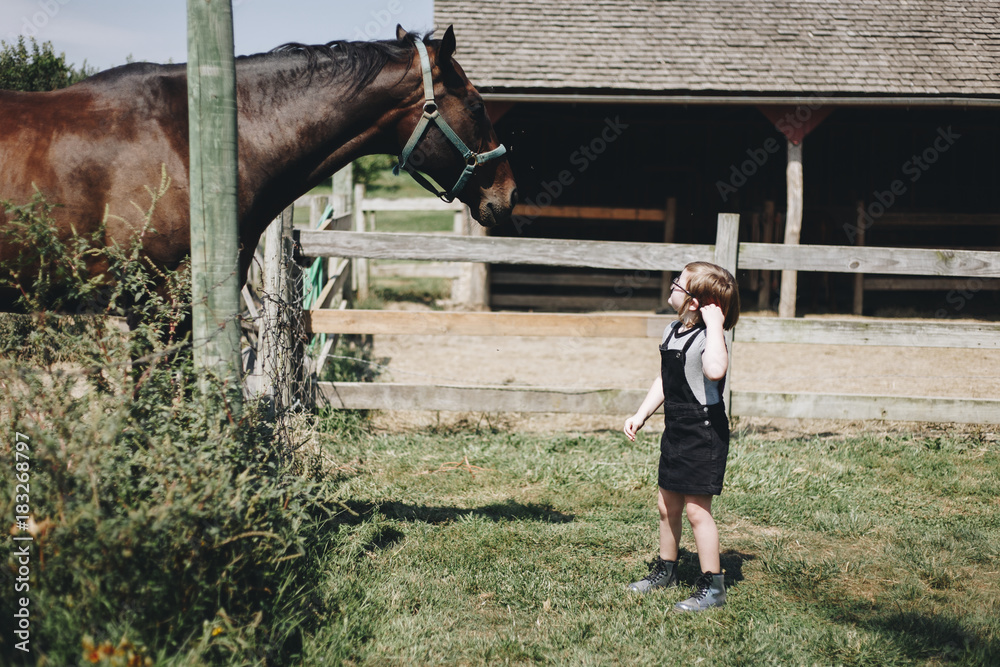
left=68, top=33, right=435, bottom=96
left=246, top=32, right=435, bottom=96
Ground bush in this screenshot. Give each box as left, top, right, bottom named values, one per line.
left=0, top=36, right=95, bottom=91
left=0, top=193, right=339, bottom=665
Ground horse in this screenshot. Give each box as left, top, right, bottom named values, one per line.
left=0, top=25, right=517, bottom=310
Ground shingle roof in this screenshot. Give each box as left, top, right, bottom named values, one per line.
left=435, top=0, right=1000, bottom=97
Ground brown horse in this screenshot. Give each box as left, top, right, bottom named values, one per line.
left=0, top=26, right=516, bottom=309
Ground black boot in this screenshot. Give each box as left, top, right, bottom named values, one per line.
left=674, top=571, right=726, bottom=612
left=628, top=557, right=679, bottom=593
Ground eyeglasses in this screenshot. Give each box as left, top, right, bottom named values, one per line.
left=670, top=278, right=693, bottom=298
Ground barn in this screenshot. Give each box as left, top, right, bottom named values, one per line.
left=435, top=0, right=1000, bottom=316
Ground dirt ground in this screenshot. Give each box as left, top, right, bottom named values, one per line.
left=365, top=303, right=1000, bottom=438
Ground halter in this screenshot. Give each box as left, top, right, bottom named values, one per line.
left=393, top=37, right=508, bottom=202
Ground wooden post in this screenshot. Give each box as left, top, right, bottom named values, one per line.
left=853, top=200, right=866, bottom=315
left=714, top=213, right=739, bottom=418
left=659, top=197, right=678, bottom=309
left=353, top=183, right=369, bottom=301
left=256, top=206, right=294, bottom=414
left=330, top=163, right=353, bottom=298
left=186, top=0, right=242, bottom=411
left=453, top=207, right=489, bottom=309
left=779, top=140, right=803, bottom=318
left=758, top=200, right=775, bottom=310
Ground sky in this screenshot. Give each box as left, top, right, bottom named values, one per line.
left=1, top=0, right=435, bottom=72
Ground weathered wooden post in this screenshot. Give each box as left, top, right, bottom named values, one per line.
left=187, top=0, right=242, bottom=412
left=257, top=206, right=295, bottom=416
left=353, top=183, right=370, bottom=300
left=714, top=213, right=739, bottom=418
left=779, top=140, right=803, bottom=318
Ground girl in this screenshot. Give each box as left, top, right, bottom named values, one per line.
left=623, top=261, right=740, bottom=612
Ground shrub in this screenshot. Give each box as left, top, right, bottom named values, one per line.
left=0, top=193, right=338, bottom=665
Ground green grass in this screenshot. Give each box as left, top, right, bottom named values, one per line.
left=296, top=168, right=454, bottom=232
left=298, top=422, right=1000, bottom=665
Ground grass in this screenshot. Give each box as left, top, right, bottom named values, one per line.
left=297, top=421, right=1000, bottom=665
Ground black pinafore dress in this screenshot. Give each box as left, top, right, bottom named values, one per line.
left=657, top=323, right=730, bottom=495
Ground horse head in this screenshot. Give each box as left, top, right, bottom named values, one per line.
left=391, top=26, right=517, bottom=228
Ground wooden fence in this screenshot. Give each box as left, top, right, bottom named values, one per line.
left=295, top=214, right=1000, bottom=424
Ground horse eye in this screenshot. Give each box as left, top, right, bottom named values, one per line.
left=469, top=102, right=486, bottom=118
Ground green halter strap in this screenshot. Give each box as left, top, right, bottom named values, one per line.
left=393, top=37, right=507, bottom=203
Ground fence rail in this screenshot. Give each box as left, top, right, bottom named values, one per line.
left=298, top=230, right=1000, bottom=278
left=294, top=214, right=1000, bottom=424
left=304, top=309, right=1000, bottom=349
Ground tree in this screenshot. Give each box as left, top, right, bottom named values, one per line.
left=353, top=154, right=397, bottom=186
left=0, top=36, right=94, bottom=91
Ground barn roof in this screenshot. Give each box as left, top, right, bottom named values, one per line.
left=435, top=0, right=1000, bottom=99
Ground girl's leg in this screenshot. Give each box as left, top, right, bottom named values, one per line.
left=658, top=487, right=684, bottom=561
left=684, top=494, right=720, bottom=573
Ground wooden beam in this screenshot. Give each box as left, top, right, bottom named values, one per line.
left=319, top=382, right=648, bottom=414
left=736, top=317, right=1000, bottom=349
left=737, top=243, right=1000, bottom=277
left=317, top=382, right=1000, bottom=424
left=512, top=204, right=666, bottom=221
left=257, top=206, right=295, bottom=410
left=864, top=278, right=1000, bottom=291
left=714, top=213, right=740, bottom=417
left=298, top=230, right=713, bottom=271
left=779, top=140, right=803, bottom=318
left=305, top=309, right=667, bottom=338
left=352, top=184, right=369, bottom=300
left=853, top=201, right=866, bottom=315
left=300, top=231, right=1000, bottom=279
left=304, top=310, right=1000, bottom=349
left=732, top=391, right=1000, bottom=424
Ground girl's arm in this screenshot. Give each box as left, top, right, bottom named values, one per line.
left=700, top=303, right=729, bottom=381
left=624, top=373, right=664, bottom=441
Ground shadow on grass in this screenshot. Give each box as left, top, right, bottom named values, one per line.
left=672, top=549, right=756, bottom=587
left=779, top=575, right=1000, bottom=663
left=721, top=549, right=755, bottom=586
left=835, top=604, right=999, bottom=663
left=338, top=498, right=575, bottom=526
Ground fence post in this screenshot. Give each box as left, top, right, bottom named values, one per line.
left=186, top=0, right=242, bottom=412
left=353, top=183, right=369, bottom=301
left=659, top=197, right=677, bottom=309
left=779, top=140, right=803, bottom=318
left=715, top=213, right=739, bottom=419
left=257, top=205, right=295, bottom=417
left=453, top=206, right=489, bottom=309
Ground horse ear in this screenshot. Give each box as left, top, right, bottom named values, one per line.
left=396, top=24, right=408, bottom=41
left=438, top=25, right=456, bottom=65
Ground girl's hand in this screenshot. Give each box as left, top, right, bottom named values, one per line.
left=700, top=303, right=725, bottom=330
left=624, top=414, right=645, bottom=442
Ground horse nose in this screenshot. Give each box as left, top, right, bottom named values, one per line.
left=509, top=187, right=519, bottom=208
